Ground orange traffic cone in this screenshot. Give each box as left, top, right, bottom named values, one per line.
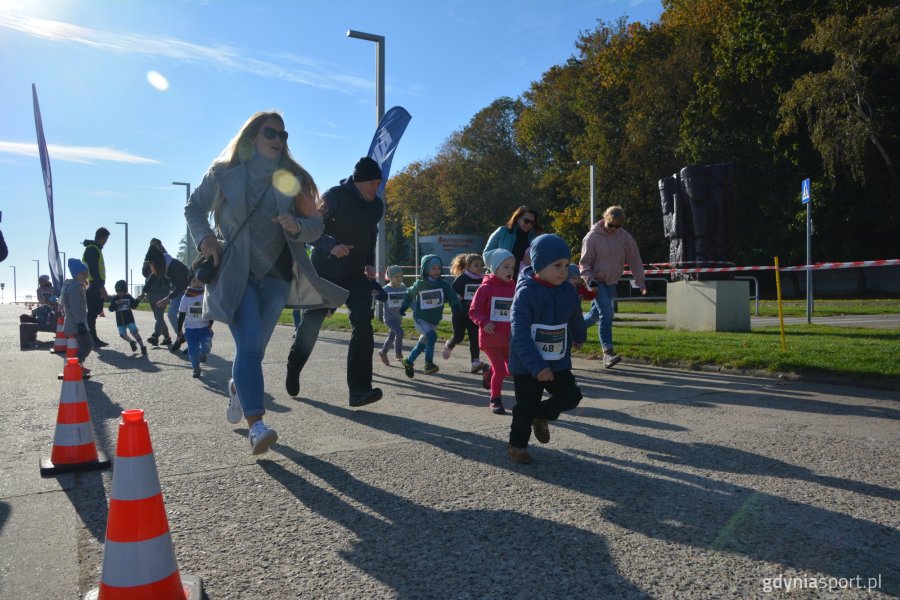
left=84, top=409, right=203, bottom=600
left=40, top=358, right=109, bottom=476
left=51, top=314, right=67, bottom=353
left=58, top=338, right=89, bottom=380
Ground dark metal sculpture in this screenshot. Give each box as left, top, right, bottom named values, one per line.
left=659, top=163, right=735, bottom=280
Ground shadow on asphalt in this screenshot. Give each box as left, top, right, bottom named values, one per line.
left=291, top=399, right=899, bottom=595
left=259, top=445, right=645, bottom=598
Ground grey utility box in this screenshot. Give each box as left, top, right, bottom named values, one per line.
left=666, top=280, right=750, bottom=332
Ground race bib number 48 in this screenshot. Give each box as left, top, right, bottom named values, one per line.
left=531, top=323, right=567, bottom=361
left=419, top=288, right=444, bottom=309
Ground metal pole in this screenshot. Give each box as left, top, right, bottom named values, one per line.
left=576, top=160, right=596, bottom=227
left=173, top=182, right=193, bottom=266
left=806, top=202, right=812, bottom=324
left=9, top=266, right=16, bottom=304
left=348, top=29, right=386, bottom=318
left=116, top=221, right=128, bottom=290
left=589, top=164, right=595, bottom=227
left=414, top=215, right=419, bottom=281
left=33, top=259, right=40, bottom=284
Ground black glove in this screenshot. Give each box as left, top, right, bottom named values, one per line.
left=77, top=323, right=88, bottom=336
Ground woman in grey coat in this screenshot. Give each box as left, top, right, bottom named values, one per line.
left=185, top=111, right=347, bottom=455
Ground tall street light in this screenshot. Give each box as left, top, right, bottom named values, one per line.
left=576, top=160, right=596, bottom=227
left=347, top=29, right=386, bottom=317
left=116, top=221, right=129, bottom=289
left=172, top=182, right=193, bottom=267
left=9, top=265, right=16, bottom=304
left=33, top=259, right=40, bottom=284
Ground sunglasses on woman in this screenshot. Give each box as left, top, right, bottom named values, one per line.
left=521, top=217, right=535, bottom=225
left=261, top=127, right=289, bottom=142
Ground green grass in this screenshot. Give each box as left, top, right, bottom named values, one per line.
left=610, top=298, right=900, bottom=317
left=286, top=310, right=899, bottom=387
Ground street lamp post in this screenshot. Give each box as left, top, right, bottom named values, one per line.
left=576, top=160, right=596, bottom=227
left=33, top=259, right=40, bottom=285
left=116, top=221, right=129, bottom=289
left=172, top=182, right=193, bottom=267
left=348, top=29, right=386, bottom=317
left=9, top=266, right=16, bottom=304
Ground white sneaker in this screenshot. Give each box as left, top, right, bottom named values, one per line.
left=249, top=421, right=278, bottom=455
left=442, top=343, right=452, bottom=360
left=226, top=379, right=242, bottom=424
left=470, top=359, right=485, bottom=373
left=603, top=353, right=621, bottom=369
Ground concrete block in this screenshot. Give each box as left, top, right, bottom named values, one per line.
left=666, top=280, right=750, bottom=332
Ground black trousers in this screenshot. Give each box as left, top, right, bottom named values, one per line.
left=448, top=305, right=480, bottom=362
left=510, top=369, right=582, bottom=448
left=289, top=274, right=374, bottom=395
left=86, top=286, right=104, bottom=341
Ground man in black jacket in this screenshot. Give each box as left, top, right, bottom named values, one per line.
left=286, top=157, right=384, bottom=407
left=82, top=227, right=110, bottom=346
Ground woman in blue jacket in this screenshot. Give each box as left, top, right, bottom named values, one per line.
left=482, top=205, right=542, bottom=273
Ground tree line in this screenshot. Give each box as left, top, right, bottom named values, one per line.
left=384, top=0, right=898, bottom=275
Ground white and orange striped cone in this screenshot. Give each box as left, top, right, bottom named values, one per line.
left=51, top=314, right=67, bottom=353
left=58, top=338, right=89, bottom=380
left=40, top=358, right=110, bottom=476
left=84, top=409, right=203, bottom=600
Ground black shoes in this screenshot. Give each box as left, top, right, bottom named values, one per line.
left=94, top=338, right=109, bottom=348
left=285, top=361, right=301, bottom=396
left=349, top=387, right=382, bottom=408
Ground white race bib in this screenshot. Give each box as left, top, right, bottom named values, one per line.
left=490, top=297, right=513, bottom=322
left=464, top=283, right=481, bottom=301
left=187, top=304, right=205, bottom=323
left=531, top=323, right=567, bottom=361
left=387, top=292, right=405, bottom=308
left=419, top=288, right=444, bottom=309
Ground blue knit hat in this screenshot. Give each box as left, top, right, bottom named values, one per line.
left=484, top=249, right=514, bottom=273
left=385, top=265, right=404, bottom=280
left=530, top=234, right=571, bottom=273
left=68, top=258, right=88, bottom=277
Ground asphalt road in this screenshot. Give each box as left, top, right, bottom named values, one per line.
left=1, top=304, right=897, bottom=599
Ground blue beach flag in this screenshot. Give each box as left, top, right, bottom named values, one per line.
left=32, top=84, right=63, bottom=292
left=367, top=106, right=412, bottom=196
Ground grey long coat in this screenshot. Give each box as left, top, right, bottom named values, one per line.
left=184, top=161, right=348, bottom=324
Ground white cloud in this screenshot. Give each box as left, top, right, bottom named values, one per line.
left=0, top=141, right=160, bottom=165
left=0, top=12, right=373, bottom=93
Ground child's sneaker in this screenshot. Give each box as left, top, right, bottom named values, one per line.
left=395, top=352, right=404, bottom=361
left=401, top=358, right=415, bottom=379
left=470, top=359, right=485, bottom=373
left=147, top=335, right=159, bottom=346
left=441, top=342, right=452, bottom=360
left=161, top=336, right=172, bottom=345
left=192, top=368, right=201, bottom=378
left=424, top=363, right=440, bottom=375
left=532, top=418, right=550, bottom=444
left=482, top=365, right=492, bottom=390
left=490, top=398, right=505, bottom=415
left=378, top=350, right=390, bottom=366
left=507, top=444, right=532, bottom=464
left=226, top=378, right=242, bottom=424
left=249, top=420, right=278, bottom=455
left=603, top=353, right=621, bottom=369
left=129, top=340, right=138, bottom=352
left=140, top=345, right=148, bottom=356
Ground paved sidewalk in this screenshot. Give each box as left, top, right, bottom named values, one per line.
left=0, top=304, right=897, bottom=599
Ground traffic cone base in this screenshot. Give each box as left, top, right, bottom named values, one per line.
left=84, top=573, right=203, bottom=600
left=41, top=358, right=107, bottom=477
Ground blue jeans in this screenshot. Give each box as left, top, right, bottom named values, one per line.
left=184, top=326, right=209, bottom=370
left=228, top=276, right=291, bottom=417
left=592, top=283, right=617, bottom=352
left=292, top=309, right=302, bottom=329
left=167, top=293, right=184, bottom=335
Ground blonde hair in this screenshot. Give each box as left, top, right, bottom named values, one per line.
left=603, top=206, right=625, bottom=224
left=450, top=253, right=483, bottom=276
left=212, top=111, right=319, bottom=223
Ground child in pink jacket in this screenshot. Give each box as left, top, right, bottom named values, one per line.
left=469, top=249, right=517, bottom=414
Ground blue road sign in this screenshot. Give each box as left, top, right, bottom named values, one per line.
left=801, top=178, right=811, bottom=204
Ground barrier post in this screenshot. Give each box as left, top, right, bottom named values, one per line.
left=774, top=257, right=787, bottom=352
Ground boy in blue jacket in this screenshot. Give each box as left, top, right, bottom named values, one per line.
left=508, top=234, right=586, bottom=464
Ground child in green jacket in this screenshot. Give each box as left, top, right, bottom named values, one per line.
left=400, top=255, right=461, bottom=377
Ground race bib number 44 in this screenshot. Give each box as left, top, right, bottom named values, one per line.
left=419, top=288, right=444, bottom=309
left=490, top=297, right=513, bottom=322
left=531, top=323, right=567, bottom=361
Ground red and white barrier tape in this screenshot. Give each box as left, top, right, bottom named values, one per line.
left=625, top=258, right=900, bottom=275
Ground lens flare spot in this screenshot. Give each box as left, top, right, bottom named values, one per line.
left=273, top=169, right=300, bottom=196
left=146, top=71, right=169, bottom=91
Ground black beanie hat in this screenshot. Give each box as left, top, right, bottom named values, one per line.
left=352, top=157, right=383, bottom=182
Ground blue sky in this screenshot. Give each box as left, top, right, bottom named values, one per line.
left=0, top=0, right=662, bottom=300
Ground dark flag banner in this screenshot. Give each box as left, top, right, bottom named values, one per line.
left=367, top=106, right=412, bottom=196
left=32, top=84, right=63, bottom=292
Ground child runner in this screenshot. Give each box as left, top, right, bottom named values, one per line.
left=107, top=280, right=148, bottom=355
left=508, top=234, right=587, bottom=464
left=59, top=259, right=94, bottom=371
left=400, top=255, right=461, bottom=378
left=443, top=253, right=487, bottom=373
left=139, top=267, right=172, bottom=346
left=175, top=274, right=212, bottom=378
left=469, top=249, right=516, bottom=414
left=378, top=265, right=407, bottom=365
